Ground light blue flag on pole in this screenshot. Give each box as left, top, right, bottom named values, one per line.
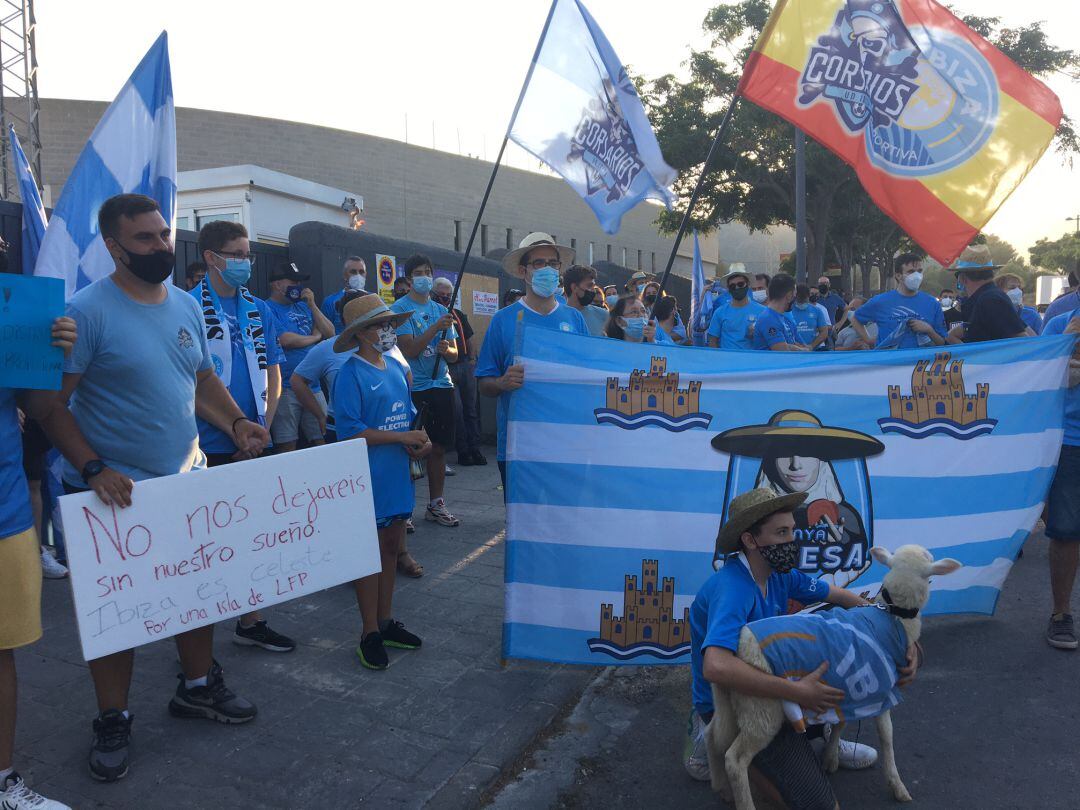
left=34, top=31, right=174, bottom=298
left=509, top=0, right=676, bottom=235
left=9, top=126, right=46, bottom=274
left=689, top=231, right=707, bottom=345
left=502, top=327, right=1073, bottom=664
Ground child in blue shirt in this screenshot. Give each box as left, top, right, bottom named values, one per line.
left=332, top=295, right=432, bottom=672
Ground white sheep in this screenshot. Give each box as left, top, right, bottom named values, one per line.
left=706, top=544, right=962, bottom=810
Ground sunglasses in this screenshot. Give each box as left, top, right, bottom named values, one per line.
left=728, top=281, right=748, bottom=290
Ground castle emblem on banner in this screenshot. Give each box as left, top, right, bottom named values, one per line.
left=594, top=357, right=711, bottom=431
left=567, top=62, right=645, bottom=204
left=797, top=0, right=998, bottom=177
left=587, top=559, right=690, bottom=661
left=878, top=352, right=997, bottom=439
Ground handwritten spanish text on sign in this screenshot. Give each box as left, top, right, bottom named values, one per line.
left=59, top=441, right=381, bottom=660
left=472, top=291, right=498, bottom=316
left=0, top=273, right=64, bottom=390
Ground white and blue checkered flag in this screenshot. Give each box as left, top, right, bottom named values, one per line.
left=509, top=0, right=675, bottom=235
left=34, top=31, right=174, bottom=298
left=9, top=125, right=46, bottom=274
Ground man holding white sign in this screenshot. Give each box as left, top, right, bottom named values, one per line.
left=38, top=194, right=270, bottom=783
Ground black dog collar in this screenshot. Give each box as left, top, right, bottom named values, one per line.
left=880, top=586, right=919, bottom=619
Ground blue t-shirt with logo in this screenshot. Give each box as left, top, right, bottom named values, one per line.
left=690, top=555, right=829, bottom=716
left=264, top=299, right=321, bottom=391
left=192, top=290, right=285, bottom=454
left=475, top=300, right=589, bottom=461
left=752, top=308, right=800, bottom=350
left=708, top=300, right=767, bottom=350
left=1, top=389, right=32, bottom=538
left=333, top=354, right=416, bottom=520
left=854, top=290, right=946, bottom=350
left=1042, top=309, right=1080, bottom=446
left=64, top=278, right=213, bottom=485
left=791, top=302, right=829, bottom=348
left=390, top=295, right=458, bottom=392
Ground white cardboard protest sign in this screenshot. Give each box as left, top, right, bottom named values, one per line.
left=60, top=441, right=381, bottom=660
left=472, top=290, right=498, bottom=316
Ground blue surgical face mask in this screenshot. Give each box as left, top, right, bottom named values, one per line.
left=286, top=285, right=303, bottom=302
left=411, top=275, right=433, bottom=295
left=794, top=302, right=808, bottom=310
left=622, top=316, right=646, bottom=340
left=605, top=294, right=618, bottom=308
left=220, top=257, right=251, bottom=288
left=529, top=267, right=560, bottom=299
left=956, top=279, right=966, bottom=294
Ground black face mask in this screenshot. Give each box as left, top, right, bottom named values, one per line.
left=730, top=287, right=749, bottom=301
left=818, top=284, right=830, bottom=295
left=757, top=540, right=799, bottom=573
left=118, top=244, right=175, bottom=284
left=578, top=288, right=597, bottom=306
left=644, top=293, right=657, bottom=305
left=393, top=288, right=408, bottom=300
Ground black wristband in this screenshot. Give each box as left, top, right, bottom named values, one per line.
left=231, top=416, right=250, bottom=435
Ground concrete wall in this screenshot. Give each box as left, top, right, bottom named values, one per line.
left=35, top=98, right=792, bottom=277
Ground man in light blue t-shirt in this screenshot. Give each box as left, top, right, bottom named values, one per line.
left=852, top=253, right=946, bottom=350
left=791, top=283, right=830, bottom=350
left=707, top=268, right=765, bottom=350
left=563, top=264, right=609, bottom=337
left=320, top=256, right=369, bottom=332
left=390, top=254, right=461, bottom=528
left=476, top=232, right=588, bottom=494
left=37, top=194, right=269, bottom=783
left=751, top=274, right=807, bottom=352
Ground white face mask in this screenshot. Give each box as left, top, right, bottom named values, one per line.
left=1006, top=287, right=1024, bottom=307
left=347, top=274, right=366, bottom=291
left=903, top=271, right=923, bottom=292
left=752, top=289, right=767, bottom=303
left=940, top=296, right=954, bottom=309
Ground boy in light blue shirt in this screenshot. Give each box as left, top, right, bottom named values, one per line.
left=790, top=283, right=830, bottom=350
left=852, top=253, right=945, bottom=350
left=707, top=268, right=766, bottom=350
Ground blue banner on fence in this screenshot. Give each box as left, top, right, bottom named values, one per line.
left=0, top=273, right=64, bottom=390
left=503, top=326, right=1074, bottom=665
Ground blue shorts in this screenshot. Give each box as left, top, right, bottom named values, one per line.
left=376, top=513, right=411, bottom=529
left=1047, top=444, right=1080, bottom=541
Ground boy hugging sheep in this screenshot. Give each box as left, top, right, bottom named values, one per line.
left=683, top=488, right=920, bottom=808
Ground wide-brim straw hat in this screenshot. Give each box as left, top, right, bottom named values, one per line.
left=948, top=243, right=1002, bottom=273
left=717, top=488, right=808, bottom=555
left=333, top=295, right=410, bottom=352
left=502, top=232, right=576, bottom=276
left=711, top=409, right=884, bottom=461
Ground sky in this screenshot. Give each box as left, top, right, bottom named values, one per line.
left=33, top=0, right=1079, bottom=261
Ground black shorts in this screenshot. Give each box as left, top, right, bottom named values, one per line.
left=752, top=725, right=836, bottom=810
left=20, top=420, right=51, bottom=481
left=412, top=388, right=456, bottom=448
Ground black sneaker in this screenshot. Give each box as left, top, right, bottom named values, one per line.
left=233, top=620, right=297, bottom=652
left=357, top=631, right=389, bottom=670
left=168, top=664, right=257, bottom=723
left=381, top=619, right=422, bottom=650
left=457, top=452, right=477, bottom=466
left=471, top=450, right=488, bottom=466
left=1047, top=613, right=1079, bottom=650
left=89, top=709, right=132, bottom=782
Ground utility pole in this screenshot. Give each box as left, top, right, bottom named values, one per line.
left=794, top=129, right=807, bottom=284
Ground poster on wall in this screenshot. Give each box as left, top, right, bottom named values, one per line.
left=376, top=254, right=398, bottom=305
left=472, top=290, right=498, bottom=316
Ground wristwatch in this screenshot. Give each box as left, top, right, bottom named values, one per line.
left=81, top=459, right=107, bottom=481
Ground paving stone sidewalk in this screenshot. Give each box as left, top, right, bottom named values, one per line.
left=13, top=454, right=598, bottom=809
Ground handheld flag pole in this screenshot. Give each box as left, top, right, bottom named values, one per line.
left=429, top=0, right=559, bottom=383
left=651, top=95, right=741, bottom=307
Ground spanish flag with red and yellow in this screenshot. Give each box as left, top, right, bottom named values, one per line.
left=738, top=0, right=1062, bottom=266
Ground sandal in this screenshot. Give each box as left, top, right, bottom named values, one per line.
left=397, top=552, right=424, bottom=578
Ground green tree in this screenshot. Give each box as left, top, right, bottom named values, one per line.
left=645, top=2, right=1080, bottom=285
left=1029, top=232, right=1080, bottom=275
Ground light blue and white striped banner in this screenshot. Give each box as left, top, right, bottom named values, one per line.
left=504, top=327, right=1073, bottom=665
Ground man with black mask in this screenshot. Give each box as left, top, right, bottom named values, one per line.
left=816, top=275, right=845, bottom=325
left=37, top=194, right=269, bottom=782
left=563, top=264, right=608, bottom=337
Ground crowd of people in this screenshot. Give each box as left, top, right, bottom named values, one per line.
left=3, top=194, right=1080, bottom=809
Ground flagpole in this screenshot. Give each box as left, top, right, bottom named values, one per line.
left=795, top=128, right=807, bottom=284
left=430, top=0, right=560, bottom=383
left=651, top=95, right=742, bottom=309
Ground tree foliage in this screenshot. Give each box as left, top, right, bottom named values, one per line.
left=1029, top=232, right=1080, bottom=274
left=644, top=1, right=1080, bottom=290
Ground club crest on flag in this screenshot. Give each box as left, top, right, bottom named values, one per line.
left=568, top=65, right=645, bottom=204
left=587, top=559, right=691, bottom=660
left=594, top=357, right=711, bottom=431
left=798, top=1, right=998, bottom=178
left=879, top=351, right=997, bottom=439
left=712, top=411, right=884, bottom=591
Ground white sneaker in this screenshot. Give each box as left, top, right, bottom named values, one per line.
left=0, top=772, right=71, bottom=809
left=425, top=499, right=460, bottom=527
left=40, top=547, right=68, bottom=579
left=682, top=710, right=710, bottom=781
left=836, top=738, right=878, bottom=769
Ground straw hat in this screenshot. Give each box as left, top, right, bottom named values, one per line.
left=948, top=244, right=1002, bottom=273
left=333, top=295, right=410, bottom=352
left=716, top=488, right=808, bottom=555
left=711, top=410, right=884, bottom=461
left=501, top=232, right=576, bottom=276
